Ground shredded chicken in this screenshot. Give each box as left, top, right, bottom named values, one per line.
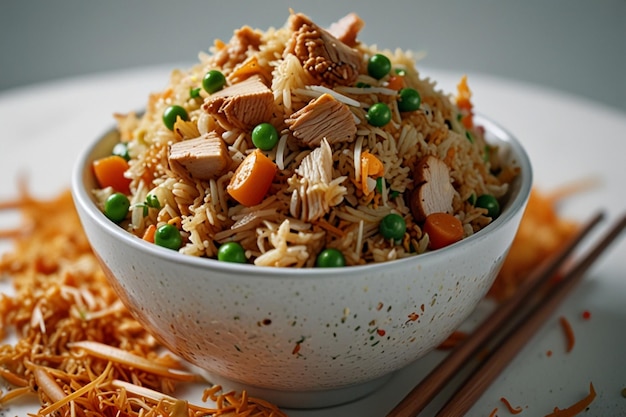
left=285, top=93, right=357, bottom=147
left=289, top=139, right=347, bottom=221
left=285, top=12, right=362, bottom=87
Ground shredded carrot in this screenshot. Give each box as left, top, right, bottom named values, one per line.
left=500, top=396, right=524, bottom=414
left=488, top=407, right=499, bottom=417
left=559, top=316, right=576, bottom=353
left=314, top=219, right=347, bottom=238
left=543, top=383, right=596, bottom=417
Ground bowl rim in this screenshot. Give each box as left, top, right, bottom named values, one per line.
left=71, top=113, right=533, bottom=279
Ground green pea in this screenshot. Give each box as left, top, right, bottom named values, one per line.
left=483, top=145, right=491, bottom=163
left=366, top=102, right=391, bottom=127
left=315, top=248, right=346, bottom=267
left=476, top=194, right=500, bottom=219
left=217, top=241, right=247, bottom=263
left=104, top=192, right=130, bottom=223
left=145, top=194, right=160, bottom=209
left=203, top=70, right=226, bottom=94
left=397, top=88, right=421, bottom=112
left=162, top=105, right=188, bottom=131
left=375, top=177, right=385, bottom=193
left=251, top=123, right=279, bottom=150
left=379, top=213, right=406, bottom=241
left=154, top=224, right=182, bottom=251
left=367, top=54, right=391, bottom=80
left=112, top=142, right=130, bottom=161
left=189, top=87, right=202, bottom=99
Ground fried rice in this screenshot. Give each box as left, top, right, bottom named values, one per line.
left=93, top=11, right=518, bottom=267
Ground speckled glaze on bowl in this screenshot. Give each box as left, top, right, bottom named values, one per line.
left=72, top=114, right=532, bottom=408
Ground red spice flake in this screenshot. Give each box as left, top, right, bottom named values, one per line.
left=376, top=302, right=384, bottom=311
left=547, top=350, right=553, bottom=357
left=500, top=396, right=523, bottom=414
left=437, top=330, right=468, bottom=350
left=581, top=310, right=591, bottom=320
left=559, top=316, right=575, bottom=353
left=407, top=312, right=419, bottom=322
left=376, top=329, right=386, bottom=337
left=420, top=303, right=425, bottom=312
left=488, top=407, right=499, bottom=417
left=292, top=336, right=305, bottom=355
left=543, top=382, right=596, bottom=417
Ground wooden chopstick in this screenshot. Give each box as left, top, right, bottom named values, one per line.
left=435, top=212, right=626, bottom=416
left=386, top=211, right=606, bottom=417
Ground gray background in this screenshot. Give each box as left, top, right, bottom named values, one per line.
left=2, top=0, right=625, bottom=113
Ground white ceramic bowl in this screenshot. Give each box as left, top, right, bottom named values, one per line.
left=72, top=114, right=532, bottom=408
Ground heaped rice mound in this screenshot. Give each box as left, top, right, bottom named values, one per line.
left=94, top=11, right=518, bottom=267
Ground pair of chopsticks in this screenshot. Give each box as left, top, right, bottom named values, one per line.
left=387, top=211, right=626, bottom=417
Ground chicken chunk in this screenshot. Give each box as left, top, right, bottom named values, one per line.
left=285, top=12, right=362, bottom=87
left=327, top=13, right=365, bottom=48
left=168, top=132, right=231, bottom=181
left=202, top=75, right=274, bottom=130
left=409, top=155, right=455, bottom=221
left=285, top=93, right=356, bottom=148
left=213, top=26, right=263, bottom=70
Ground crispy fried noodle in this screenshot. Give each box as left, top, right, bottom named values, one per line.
left=0, top=187, right=286, bottom=416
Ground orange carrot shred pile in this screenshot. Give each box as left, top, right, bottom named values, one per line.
left=559, top=316, right=576, bottom=353
left=500, top=396, right=524, bottom=414
left=543, top=383, right=596, bottom=417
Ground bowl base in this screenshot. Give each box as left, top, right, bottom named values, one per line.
left=195, top=368, right=393, bottom=409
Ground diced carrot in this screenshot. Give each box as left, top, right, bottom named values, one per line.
left=424, top=212, right=464, bottom=250
left=142, top=224, right=156, bottom=243
left=92, top=155, right=132, bottom=194
left=386, top=75, right=405, bottom=91
left=227, top=149, right=276, bottom=206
